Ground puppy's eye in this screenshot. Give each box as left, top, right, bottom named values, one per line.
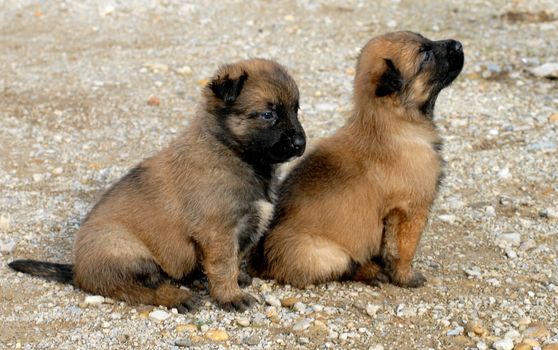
left=259, top=111, right=275, bottom=121
left=422, top=50, right=433, bottom=62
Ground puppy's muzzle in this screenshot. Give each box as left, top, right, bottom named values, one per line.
left=291, top=133, right=306, bottom=157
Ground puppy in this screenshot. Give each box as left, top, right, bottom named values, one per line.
left=9, top=58, right=306, bottom=312
left=249, top=32, right=464, bottom=288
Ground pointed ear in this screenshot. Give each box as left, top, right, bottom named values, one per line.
left=208, top=71, right=248, bottom=104
left=375, top=59, right=403, bottom=97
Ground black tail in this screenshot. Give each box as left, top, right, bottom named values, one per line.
left=8, top=259, right=74, bottom=284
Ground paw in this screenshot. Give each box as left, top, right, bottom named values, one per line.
left=362, top=272, right=389, bottom=287
left=393, top=271, right=426, bottom=288
left=238, top=271, right=253, bottom=288
left=175, top=295, right=199, bottom=313
left=218, top=292, right=257, bottom=312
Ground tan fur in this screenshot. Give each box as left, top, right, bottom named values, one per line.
left=249, top=31, right=464, bottom=288
left=66, top=58, right=303, bottom=311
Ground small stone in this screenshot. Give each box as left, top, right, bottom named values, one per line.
left=466, top=321, right=488, bottom=336
left=498, top=168, right=512, bottom=180
left=366, top=303, right=381, bottom=317
left=298, top=337, right=310, bottom=344
left=387, top=20, right=397, bottom=28
left=477, top=341, right=488, bottom=350
left=493, top=338, right=514, bottom=350
left=175, top=66, right=192, bottom=75
left=293, top=318, right=312, bottom=331
left=148, top=310, right=170, bottom=322
left=549, top=113, right=558, bottom=123
left=495, top=233, right=521, bottom=247
left=176, top=324, right=198, bottom=333
left=539, top=208, right=558, bottom=219
left=447, top=326, right=464, bottom=336
left=293, top=302, right=306, bottom=313
left=543, top=344, right=558, bottom=350
left=281, top=297, right=300, bottom=307
left=99, top=4, right=115, bottom=17
left=312, top=304, right=324, bottom=312
left=284, top=15, right=295, bottom=21
left=0, top=215, right=10, bottom=230
left=0, top=240, right=16, bottom=254
left=147, top=96, right=160, bottom=106
left=486, top=206, right=496, bottom=217
left=264, top=294, right=281, bottom=308
left=52, top=167, right=63, bottom=175
left=84, top=295, right=105, bottom=305
left=529, top=63, right=558, bottom=79
left=505, top=329, right=521, bottom=340
left=110, top=312, right=122, bottom=320
left=506, top=248, right=518, bottom=259
left=520, top=240, right=537, bottom=251
left=244, top=334, right=260, bottom=346
left=144, top=62, right=169, bottom=73
left=487, top=63, right=501, bottom=74
left=33, top=173, right=44, bottom=182
left=439, top=214, right=457, bottom=224
left=515, top=343, right=533, bottom=350
left=369, top=345, right=385, bottom=350
left=204, top=329, right=228, bottom=342
left=523, top=325, right=550, bottom=339
left=175, top=338, right=192, bottom=347
left=396, top=304, right=416, bottom=318
left=465, top=266, right=482, bottom=277
left=235, top=316, right=250, bottom=327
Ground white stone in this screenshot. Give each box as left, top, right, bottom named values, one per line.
left=492, top=338, right=513, bottom=350
left=529, top=63, right=558, bottom=78
left=369, top=345, right=384, bottom=350
left=0, top=215, right=10, bottom=230
left=149, top=310, right=170, bottom=322
left=84, top=295, right=105, bottom=305
left=446, top=326, right=464, bottom=336
left=292, top=318, right=312, bottom=331
left=477, top=341, right=488, bottom=350
left=495, top=233, right=521, bottom=247
left=235, top=316, right=250, bottom=327
left=497, top=168, right=512, bottom=180
left=396, top=304, right=416, bottom=318
left=439, top=214, right=457, bottom=224
left=503, top=329, right=520, bottom=340
left=293, top=302, right=306, bottom=313
left=264, top=294, right=281, bottom=308
left=0, top=240, right=16, bottom=254
left=366, top=303, right=381, bottom=317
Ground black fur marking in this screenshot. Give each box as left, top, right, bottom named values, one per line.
left=132, top=259, right=168, bottom=288
left=340, top=260, right=360, bottom=281
left=122, top=165, right=146, bottom=184
left=247, top=235, right=268, bottom=277
left=209, top=71, right=248, bottom=104
left=376, top=59, right=403, bottom=97
left=8, top=259, right=74, bottom=284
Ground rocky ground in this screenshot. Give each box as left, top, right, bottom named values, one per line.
left=1, top=0, right=557, bottom=349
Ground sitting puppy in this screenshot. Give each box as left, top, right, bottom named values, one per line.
left=9, top=58, right=306, bottom=312
left=249, top=32, right=464, bottom=288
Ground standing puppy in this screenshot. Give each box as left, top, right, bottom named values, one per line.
left=249, top=32, right=464, bottom=288
left=9, top=58, right=306, bottom=312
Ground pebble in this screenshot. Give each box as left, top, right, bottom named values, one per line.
left=84, top=295, right=105, bottom=305
left=529, top=63, right=558, bottom=79
left=477, top=341, right=488, bottom=350
left=0, top=240, right=16, bottom=254
left=447, top=326, right=464, bottom=336
left=497, top=168, right=512, bottom=180
left=52, top=167, right=64, bottom=175
left=543, top=344, right=558, bottom=350
left=235, top=316, right=250, bottom=327
left=148, top=310, right=170, bottom=322
left=495, top=233, right=521, bottom=247
left=292, top=318, right=312, bottom=331
left=396, top=304, right=416, bottom=318
left=465, top=266, right=482, bottom=277
left=176, top=324, right=198, bottom=333
left=539, top=208, right=558, bottom=219
left=175, top=66, right=192, bottom=75
left=439, top=214, right=457, bottom=224
left=175, top=338, right=192, bottom=347
left=492, top=338, right=514, bottom=350
left=281, top=297, right=299, bottom=307
left=369, top=345, right=384, bottom=350
left=244, top=334, right=260, bottom=346
left=312, top=304, right=324, bottom=312
left=523, top=325, right=550, bottom=339
left=504, top=329, right=521, bottom=340
left=366, top=303, right=381, bottom=317
left=298, top=337, right=310, bottom=344
left=515, top=343, right=533, bottom=350
left=0, top=215, right=10, bottom=230
left=204, top=329, right=229, bottom=342
left=264, top=294, right=281, bottom=308
left=144, top=62, right=169, bottom=73
left=466, top=321, right=488, bottom=336
left=293, top=302, right=306, bottom=313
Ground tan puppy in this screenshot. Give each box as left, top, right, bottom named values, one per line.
left=249, top=32, right=464, bottom=288
left=9, top=58, right=306, bottom=312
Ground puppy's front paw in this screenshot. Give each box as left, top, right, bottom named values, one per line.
left=219, top=292, right=257, bottom=312
left=393, top=270, right=426, bottom=288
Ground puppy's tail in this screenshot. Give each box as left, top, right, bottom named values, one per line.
left=8, top=259, right=74, bottom=284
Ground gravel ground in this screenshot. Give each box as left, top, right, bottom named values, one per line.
left=1, top=0, right=557, bottom=349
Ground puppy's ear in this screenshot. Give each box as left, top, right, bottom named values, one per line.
left=209, top=71, right=248, bottom=104
left=375, top=59, right=403, bottom=97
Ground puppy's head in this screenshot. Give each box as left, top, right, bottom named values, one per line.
left=204, top=59, right=305, bottom=165
left=355, top=31, right=464, bottom=117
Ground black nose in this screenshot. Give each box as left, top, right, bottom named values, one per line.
left=449, top=40, right=463, bottom=53
left=292, top=134, right=306, bottom=155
